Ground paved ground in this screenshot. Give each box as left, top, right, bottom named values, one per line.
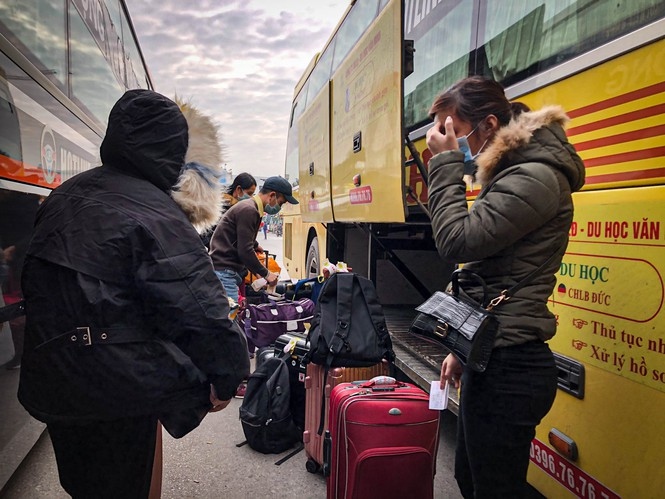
left=0, top=233, right=463, bottom=498
left=1, top=401, right=462, bottom=499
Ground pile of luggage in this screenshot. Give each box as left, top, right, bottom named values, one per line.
left=238, top=272, right=441, bottom=499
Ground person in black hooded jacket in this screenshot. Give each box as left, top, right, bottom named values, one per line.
left=18, top=89, right=249, bottom=498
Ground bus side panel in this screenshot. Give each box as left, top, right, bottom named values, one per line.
left=530, top=188, right=665, bottom=498
left=522, top=38, right=665, bottom=192
left=520, top=39, right=665, bottom=498
left=298, top=84, right=333, bottom=223
left=330, top=0, right=404, bottom=223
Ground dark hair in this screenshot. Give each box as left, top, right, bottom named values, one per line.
left=428, top=76, right=529, bottom=128
left=226, top=172, right=256, bottom=195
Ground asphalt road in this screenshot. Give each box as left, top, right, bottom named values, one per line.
left=0, top=233, right=463, bottom=498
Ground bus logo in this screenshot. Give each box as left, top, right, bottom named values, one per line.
left=40, top=125, right=57, bottom=184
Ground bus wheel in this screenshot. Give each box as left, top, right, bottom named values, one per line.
left=305, top=236, right=319, bottom=278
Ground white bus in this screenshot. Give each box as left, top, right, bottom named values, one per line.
left=0, top=0, right=152, bottom=487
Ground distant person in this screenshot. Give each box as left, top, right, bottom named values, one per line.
left=426, top=76, right=584, bottom=498
left=209, top=176, right=298, bottom=397
left=209, top=175, right=298, bottom=305
left=225, top=172, right=257, bottom=207
left=200, top=172, right=257, bottom=249
left=262, top=217, right=269, bottom=239
left=18, top=90, right=250, bottom=498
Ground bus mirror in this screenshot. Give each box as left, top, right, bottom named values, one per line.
left=404, top=40, right=415, bottom=78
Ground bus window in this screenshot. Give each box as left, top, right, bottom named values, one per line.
left=69, top=3, right=124, bottom=125
left=331, top=0, right=380, bottom=73
left=480, top=0, right=665, bottom=87
left=0, top=73, right=21, bottom=164
left=285, top=81, right=310, bottom=188
left=403, top=0, right=475, bottom=129
left=122, top=18, right=150, bottom=90
left=0, top=0, right=67, bottom=90
left=308, top=44, right=335, bottom=102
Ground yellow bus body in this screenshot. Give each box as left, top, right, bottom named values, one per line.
left=521, top=38, right=665, bottom=498
left=284, top=2, right=665, bottom=496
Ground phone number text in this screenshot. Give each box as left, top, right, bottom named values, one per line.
left=530, top=439, right=620, bottom=499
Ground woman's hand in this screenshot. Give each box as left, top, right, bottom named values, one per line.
left=426, top=116, right=459, bottom=155
left=209, top=385, right=231, bottom=413
left=440, top=353, right=463, bottom=390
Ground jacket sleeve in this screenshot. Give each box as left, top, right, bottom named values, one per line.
left=428, top=151, right=561, bottom=262
left=135, top=232, right=250, bottom=400
left=237, top=208, right=269, bottom=277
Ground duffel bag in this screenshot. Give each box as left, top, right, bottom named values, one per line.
left=244, top=298, right=315, bottom=348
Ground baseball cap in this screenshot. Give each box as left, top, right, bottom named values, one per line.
left=262, top=176, right=299, bottom=204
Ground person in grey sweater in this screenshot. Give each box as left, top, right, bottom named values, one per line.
left=209, top=175, right=298, bottom=304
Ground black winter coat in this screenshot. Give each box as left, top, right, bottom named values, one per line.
left=18, top=90, right=249, bottom=436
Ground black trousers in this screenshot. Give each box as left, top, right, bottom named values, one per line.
left=455, top=341, right=558, bottom=499
left=48, top=414, right=158, bottom=499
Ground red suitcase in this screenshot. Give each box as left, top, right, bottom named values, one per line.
left=303, top=362, right=389, bottom=473
left=325, top=378, right=440, bottom=499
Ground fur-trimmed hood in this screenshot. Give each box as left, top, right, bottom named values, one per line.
left=172, top=98, right=224, bottom=232
left=100, top=90, right=224, bottom=233
left=475, top=105, right=585, bottom=192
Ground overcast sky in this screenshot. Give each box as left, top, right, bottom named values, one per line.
left=125, top=0, right=349, bottom=179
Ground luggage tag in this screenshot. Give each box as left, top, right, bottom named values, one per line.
left=283, top=337, right=298, bottom=355
left=429, top=380, right=449, bottom=410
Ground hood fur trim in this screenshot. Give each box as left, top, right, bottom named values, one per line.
left=475, top=105, right=569, bottom=186
left=170, top=98, right=224, bottom=233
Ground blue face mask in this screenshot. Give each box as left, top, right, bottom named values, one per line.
left=457, top=122, right=490, bottom=176
left=237, top=193, right=251, bottom=201
left=457, top=123, right=481, bottom=163
left=264, top=203, right=281, bottom=215
left=264, top=195, right=282, bottom=215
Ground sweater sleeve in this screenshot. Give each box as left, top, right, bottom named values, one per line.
left=428, top=151, right=561, bottom=262
left=236, top=205, right=269, bottom=277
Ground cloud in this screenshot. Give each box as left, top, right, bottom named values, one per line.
left=125, top=0, right=348, bottom=177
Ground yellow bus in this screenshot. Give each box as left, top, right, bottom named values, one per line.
left=0, top=0, right=152, bottom=488
left=282, top=0, right=665, bottom=497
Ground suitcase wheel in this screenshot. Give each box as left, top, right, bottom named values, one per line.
left=305, top=458, right=320, bottom=474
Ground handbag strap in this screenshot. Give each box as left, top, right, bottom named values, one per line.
left=451, top=270, right=490, bottom=307
left=485, top=242, right=567, bottom=310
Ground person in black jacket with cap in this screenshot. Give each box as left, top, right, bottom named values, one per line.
left=18, top=89, right=249, bottom=498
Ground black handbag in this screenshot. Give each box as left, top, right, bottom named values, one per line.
left=410, top=269, right=499, bottom=372
left=410, top=248, right=564, bottom=372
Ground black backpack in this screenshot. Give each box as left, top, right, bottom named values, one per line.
left=306, top=273, right=395, bottom=435
left=239, top=357, right=301, bottom=454
left=307, top=272, right=394, bottom=369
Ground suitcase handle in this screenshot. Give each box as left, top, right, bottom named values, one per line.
left=360, top=376, right=405, bottom=391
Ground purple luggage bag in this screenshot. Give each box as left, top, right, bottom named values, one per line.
left=243, top=298, right=315, bottom=348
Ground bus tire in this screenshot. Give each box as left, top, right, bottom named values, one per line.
left=305, top=236, right=319, bottom=278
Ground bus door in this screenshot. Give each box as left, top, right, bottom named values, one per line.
left=298, top=81, right=333, bottom=224
left=329, top=0, right=405, bottom=223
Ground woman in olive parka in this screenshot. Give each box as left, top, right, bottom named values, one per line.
left=426, top=76, right=585, bottom=498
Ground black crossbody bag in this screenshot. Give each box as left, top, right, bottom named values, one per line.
left=409, top=249, right=562, bottom=372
